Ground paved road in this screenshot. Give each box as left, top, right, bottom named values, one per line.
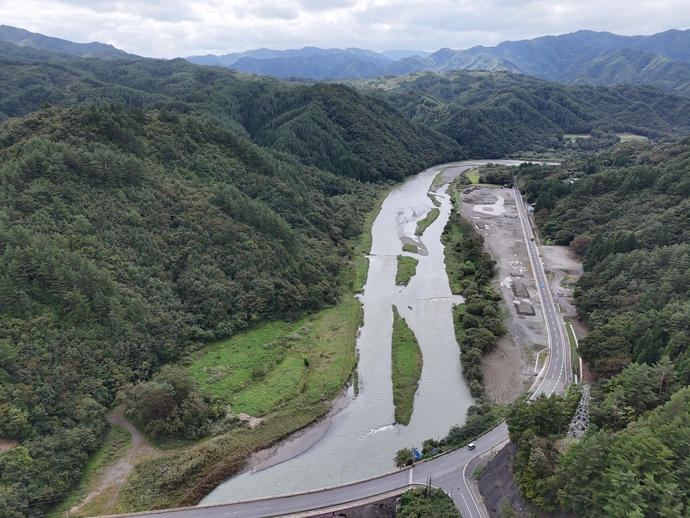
left=548, top=268, right=577, bottom=317
left=512, top=183, right=572, bottom=398
left=101, top=423, right=509, bottom=518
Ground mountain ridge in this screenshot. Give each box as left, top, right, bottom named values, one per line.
left=0, top=24, right=140, bottom=60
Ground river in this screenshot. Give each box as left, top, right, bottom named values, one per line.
left=201, top=162, right=503, bottom=504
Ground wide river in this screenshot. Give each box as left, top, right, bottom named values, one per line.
left=202, top=161, right=515, bottom=504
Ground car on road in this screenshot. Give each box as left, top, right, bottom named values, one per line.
left=467, top=443, right=476, bottom=450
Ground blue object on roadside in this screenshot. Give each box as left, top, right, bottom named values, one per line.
left=413, top=448, right=422, bottom=460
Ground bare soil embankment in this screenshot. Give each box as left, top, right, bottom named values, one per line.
left=459, top=186, right=543, bottom=404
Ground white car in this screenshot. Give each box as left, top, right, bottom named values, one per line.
left=467, top=443, right=476, bottom=450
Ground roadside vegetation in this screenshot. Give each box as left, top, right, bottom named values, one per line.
left=391, top=306, right=423, bottom=426
left=395, top=399, right=506, bottom=466
left=441, top=205, right=506, bottom=397
left=398, top=487, right=461, bottom=518
left=395, top=255, right=419, bottom=286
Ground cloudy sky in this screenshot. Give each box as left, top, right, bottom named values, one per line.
left=1, top=0, right=689, bottom=58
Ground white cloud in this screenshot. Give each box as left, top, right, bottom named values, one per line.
left=0, top=0, right=688, bottom=57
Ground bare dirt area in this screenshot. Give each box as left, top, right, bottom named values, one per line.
left=247, top=388, right=352, bottom=473
left=68, top=414, right=160, bottom=517
left=459, top=186, right=545, bottom=404
left=0, top=438, right=18, bottom=455
left=458, top=185, right=590, bottom=403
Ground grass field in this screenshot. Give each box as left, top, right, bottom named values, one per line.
left=402, top=243, right=418, bottom=253
left=466, top=171, right=480, bottom=184
left=415, top=208, right=440, bottom=236
left=565, top=320, right=580, bottom=375
left=428, top=193, right=441, bottom=207
left=396, top=255, right=419, bottom=286
left=618, top=133, right=648, bottom=142
left=391, top=305, right=423, bottom=426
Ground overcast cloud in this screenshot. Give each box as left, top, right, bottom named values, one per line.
left=1, top=0, right=688, bottom=58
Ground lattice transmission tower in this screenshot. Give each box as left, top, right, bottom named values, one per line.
left=565, top=384, right=590, bottom=441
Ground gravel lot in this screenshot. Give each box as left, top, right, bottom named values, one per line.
left=460, top=185, right=545, bottom=404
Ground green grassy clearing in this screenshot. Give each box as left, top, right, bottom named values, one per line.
left=187, top=297, right=359, bottom=418
left=46, top=423, right=132, bottom=517
left=396, top=255, right=419, bottom=286
left=415, top=208, right=440, bottom=236
left=563, top=134, right=591, bottom=141
left=402, top=243, right=418, bottom=253
left=391, top=305, right=423, bottom=426
left=618, top=133, right=648, bottom=142
left=466, top=171, right=480, bottom=184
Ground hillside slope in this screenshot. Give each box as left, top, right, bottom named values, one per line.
left=0, top=104, right=385, bottom=515
left=353, top=71, right=690, bottom=157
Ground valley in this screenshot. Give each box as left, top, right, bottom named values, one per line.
left=1, top=21, right=690, bottom=518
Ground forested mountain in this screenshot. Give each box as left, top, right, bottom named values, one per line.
left=0, top=44, right=463, bottom=180
left=187, top=29, right=690, bottom=97
left=0, top=103, right=388, bottom=515
left=499, top=138, right=690, bottom=517
left=0, top=25, right=139, bottom=60
left=5, top=24, right=690, bottom=96
left=2, top=33, right=690, bottom=517
left=187, top=47, right=394, bottom=80
left=353, top=70, right=690, bottom=157
left=521, top=139, right=690, bottom=380
left=0, top=40, right=467, bottom=515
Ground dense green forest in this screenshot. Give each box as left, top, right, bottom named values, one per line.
left=500, top=138, right=690, bottom=516
left=0, top=44, right=464, bottom=181
left=520, top=139, right=690, bottom=380
left=2, top=37, right=690, bottom=517
left=0, top=103, right=390, bottom=516
left=352, top=71, right=690, bottom=157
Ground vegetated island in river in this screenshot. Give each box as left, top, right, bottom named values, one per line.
left=391, top=305, right=423, bottom=425
left=396, top=255, right=419, bottom=286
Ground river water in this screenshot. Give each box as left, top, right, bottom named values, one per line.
left=202, top=163, right=479, bottom=504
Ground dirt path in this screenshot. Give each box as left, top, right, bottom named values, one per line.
left=68, top=414, right=160, bottom=516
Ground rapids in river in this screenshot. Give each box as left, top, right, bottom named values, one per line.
left=202, top=163, right=483, bottom=503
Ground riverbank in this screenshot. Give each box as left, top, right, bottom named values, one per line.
left=201, top=162, right=473, bottom=504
